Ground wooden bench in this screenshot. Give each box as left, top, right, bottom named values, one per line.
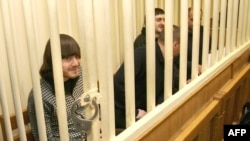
left=0, top=109, right=34, bottom=141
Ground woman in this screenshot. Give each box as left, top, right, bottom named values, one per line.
left=28, top=34, right=85, bottom=141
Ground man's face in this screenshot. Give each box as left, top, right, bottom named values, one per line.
left=188, top=10, right=194, bottom=30
left=155, top=14, right=165, bottom=34
left=188, top=9, right=203, bottom=31
left=173, top=41, right=180, bottom=56
left=62, top=55, right=81, bottom=81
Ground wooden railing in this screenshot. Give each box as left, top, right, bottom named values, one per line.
left=136, top=49, right=250, bottom=141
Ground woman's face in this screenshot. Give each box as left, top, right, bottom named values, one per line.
left=62, top=55, right=81, bottom=81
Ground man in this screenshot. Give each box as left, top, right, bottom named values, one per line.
left=28, top=34, right=86, bottom=141
left=114, top=26, right=181, bottom=130
left=134, top=8, right=165, bottom=48
left=187, top=7, right=211, bottom=72
left=133, top=8, right=184, bottom=80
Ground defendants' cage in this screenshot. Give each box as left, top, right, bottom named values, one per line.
left=0, top=0, right=250, bottom=141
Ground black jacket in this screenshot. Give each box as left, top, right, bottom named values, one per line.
left=187, top=26, right=211, bottom=65
left=134, top=27, right=146, bottom=48
left=114, top=42, right=179, bottom=128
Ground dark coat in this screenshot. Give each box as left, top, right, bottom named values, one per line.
left=114, top=42, right=179, bottom=128
left=134, top=27, right=146, bottom=49
left=187, top=26, right=211, bottom=65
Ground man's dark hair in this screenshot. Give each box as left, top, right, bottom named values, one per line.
left=143, top=8, right=165, bottom=25
left=155, top=8, right=165, bottom=15
left=39, top=34, right=81, bottom=82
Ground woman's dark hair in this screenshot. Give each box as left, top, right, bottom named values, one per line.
left=39, top=34, right=81, bottom=82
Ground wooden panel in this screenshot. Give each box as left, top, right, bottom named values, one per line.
left=232, top=49, right=250, bottom=77
left=210, top=112, right=224, bottom=141
left=137, top=55, right=250, bottom=141
left=215, top=64, right=250, bottom=125
left=171, top=100, right=220, bottom=141
left=0, top=109, right=34, bottom=141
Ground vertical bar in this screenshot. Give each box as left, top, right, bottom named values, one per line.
left=66, top=0, right=72, bottom=34
left=146, top=0, right=155, bottom=111
left=0, top=72, right=13, bottom=141
left=224, top=0, right=233, bottom=55
left=47, top=0, right=69, bottom=140
left=174, top=0, right=180, bottom=25
left=248, top=0, right=250, bottom=40
left=188, top=0, right=193, bottom=7
left=30, top=0, right=41, bottom=61
left=218, top=0, right=227, bottom=60
left=242, top=0, right=249, bottom=43
left=132, top=1, right=136, bottom=39
left=154, top=0, right=158, bottom=7
left=237, top=0, right=245, bottom=46
left=92, top=0, right=116, bottom=140
left=135, top=0, right=145, bottom=36
left=103, top=0, right=116, bottom=139
left=158, top=0, right=164, bottom=9
left=201, top=0, right=211, bottom=72
left=164, top=0, right=173, bottom=98
left=236, top=0, right=244, bottom=47
left=76, top=0, right=97, bottom=91
left=230, top=0, right=239, bottom=50
left=191, top=1, right=201, bottom=79
left=112, top=0, right=122, bottom=70
left=179, top=0, right=188, bottom=89
left=0, top=0, right=27, bottom=140
left=122, top=0, right=136, bottom=128
left=22, top=0, right=47, bottom=140
left=210, top=0, right=220, bottom=66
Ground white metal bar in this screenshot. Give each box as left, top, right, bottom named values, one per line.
left=225, top=0, right=233, bottom=55
left=66, top=0, right=72, bottom=34
left=112, top=0, right=122, bottom=70
left=0, top=0, right=27, bottom=140
left=218, top=0, right=227, bottom=60
left=47, top=0, right=69, bottom=140
left=146, top=0, right=155, bottom=112
left=76, top=1, right=99, bottom=139
left=179, top=0, right=188, bottom=89
left=91, top=1, right=116, bottom=140
left=164, top=0, right=173, bottom=99
left=22, top=0, right=47, bottom=140
left=231, top=0, right=240, bottom=51
left=242, top=0, right=249, bottom=43
left=173, top=1, right=179, bottom=25
left=132, top=1, right=136, bottom=39
left=201, top=0, right=211, bottom=72
left=191, top=1, right=201, bottom=79
left=93, top=0, right=114, bottom=140
left=122, top=0, right=136, bottom=128
left=0, top=72, right=13, bottom=141
left=102, top=0, right=116, bottom=140
left=210, top=0, right=220, bottom=66
left=76, top=0, right=98, bottom=92
left=237, top=0, right=244, bottom=47
left=248, top=0, right=250, bottom=40
left=135, top=0, right=145, bottom=36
